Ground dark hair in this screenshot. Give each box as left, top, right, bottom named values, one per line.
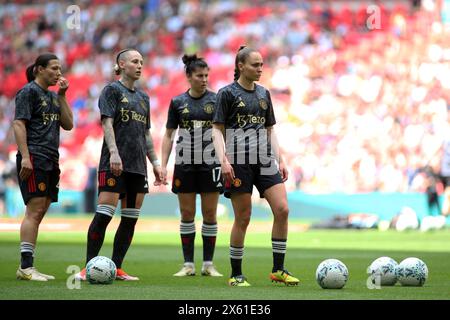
left=114, top=48, right=137, bottom=75
left=234, top=46, right=257, bottom=81
left=182, top=54, right=208, bottom=76
left=26, top=53, right=59, bottom=82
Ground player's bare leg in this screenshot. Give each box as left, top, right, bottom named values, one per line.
left=264, top=183, right=299, bottom=286
left=17, top=196, right=55, bottom=281
left=174, top=193, right=197, bottom=276
left=228, top=193, right=251, bottom=286
left=200, top=192, right=222, bottom=276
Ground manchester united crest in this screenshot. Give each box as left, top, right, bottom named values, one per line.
left=204, top=103, right=214, bottom=114
left=259, top=99, right=268, bottom=110
left=233, top=178, right=242, bottom=188
left=107, top=178, right=116, bottom=187
left=38, top=182, right=47, bottom=191
left=174, top=178, right=181, bottom=187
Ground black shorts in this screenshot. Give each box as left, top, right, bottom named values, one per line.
left=98, top=171, right=148, bottom=199
left=16, top=157, right=60, bottom=205
left=172, top=165, right=223, bottom=194
left=224, top=162, right=282, bottom=199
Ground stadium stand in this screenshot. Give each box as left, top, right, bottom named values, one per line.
left=1, top=0, right=448, bottom=196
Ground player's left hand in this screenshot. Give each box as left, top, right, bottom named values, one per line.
left=279, top=162, right=288, bottom=182
left=57, top=77, right=69, bottom=95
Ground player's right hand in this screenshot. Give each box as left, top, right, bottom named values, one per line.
left=19, top=157, right=33, bottom=181
left=221, top=161, right=235, bottom=186
left=153, top=165, right=166, bottom=186
left=110, top=152, right=123, bottom=176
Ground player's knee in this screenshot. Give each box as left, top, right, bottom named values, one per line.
left=235, top=214, right=251, bottom=229
left=274, top=205, right=289, bottom=221
left=180, top=209, right=196, bottom=221
left=26, top=204, right=47, bottom=223
left=202, top=210, right=216, bottom=223
left=27, top=211, right=45, bottom=224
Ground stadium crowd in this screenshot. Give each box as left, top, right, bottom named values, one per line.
left=1, top=0, right=449, bottom=195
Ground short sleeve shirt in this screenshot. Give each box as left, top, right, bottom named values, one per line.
left=166, top=90, right=217, bottom=170
left=98, top=81, right=151, bottom=176
left=14, top=81, right=61, bottom=170
left=213, top=81, right=276, bottom=163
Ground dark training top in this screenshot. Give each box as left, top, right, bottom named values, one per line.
left=213, top=81, right=276, bottom=162
left=166, top=90, right=217, bottom=171
left=14, top=81, right=61, bottom=170
left=98, top=80, right=150, bottom=176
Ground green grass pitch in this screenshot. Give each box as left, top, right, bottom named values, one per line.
left=0, top=224, right=449, bottom=300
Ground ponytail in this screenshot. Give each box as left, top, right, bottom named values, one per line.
left=26, top=64, right=36, bottom=82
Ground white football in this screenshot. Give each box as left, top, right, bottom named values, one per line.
left=368, top=257, right=398, bottom=286
left=316, top=259, right=349, bottom=289
left=395, top=257, right=428, bottom=287
left=86, top=256, right=117, bottom=284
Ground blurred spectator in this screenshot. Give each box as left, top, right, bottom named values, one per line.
left=0, top=161, right=5, bottom=215
left=0, top=157, right=17, bottom=215
left=413, top=165, right=442, bottom=215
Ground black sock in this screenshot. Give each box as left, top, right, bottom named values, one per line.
left=202, top=222, right=218, bottom=262
left=272, top=238, right=287, bottom=272
left=86, top=210, right=113, bottom=265
left=20, top=242, right=34, bottom=269
left=112, top=216, right=137, bottom=269
left=230, top=246, right=244, bottom=277
left=180, top=220, right=196, bottom=263
left=21, top=252, right=34, bottom=269
left=21, top=255, right=33, bottom=270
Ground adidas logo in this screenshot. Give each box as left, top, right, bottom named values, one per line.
left=216, top=182, right=222, bottom=187
left=238, top=101, right=245, bottom=108
left=121, top=96, right=129, bottom=103
left=182, top=107, right=190, bottom=114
